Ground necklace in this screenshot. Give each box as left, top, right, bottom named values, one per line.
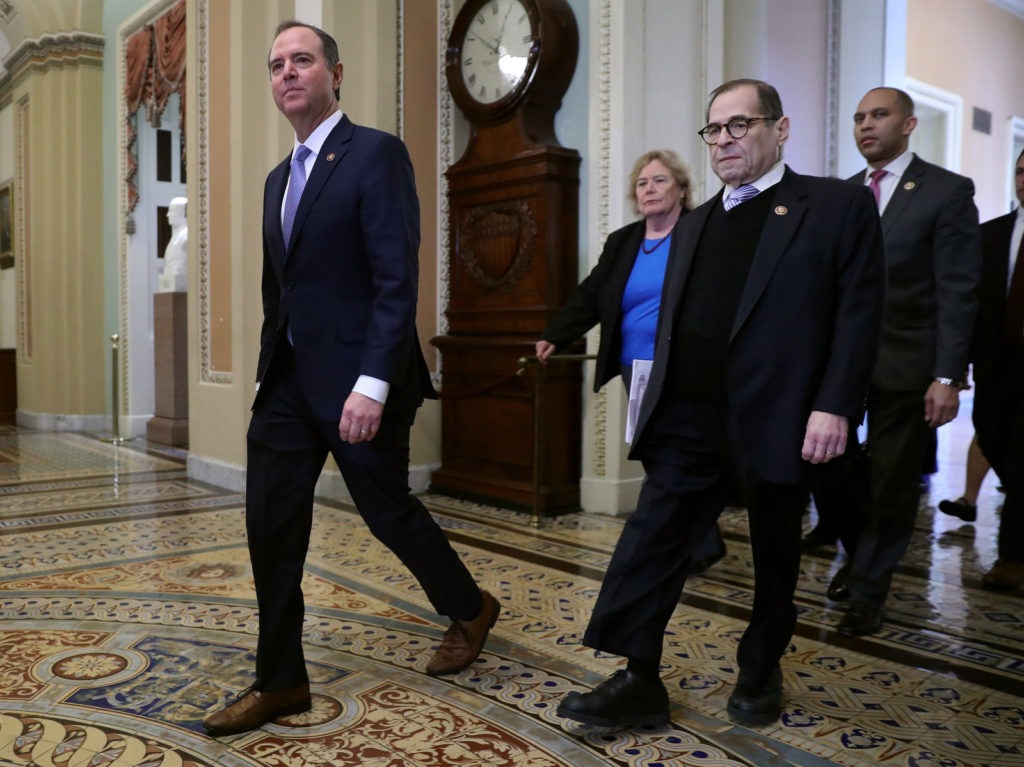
left=641, top=232, right=671, bottom=254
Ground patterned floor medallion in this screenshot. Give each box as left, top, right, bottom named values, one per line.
left=0, top=424, right=1020, bottom=766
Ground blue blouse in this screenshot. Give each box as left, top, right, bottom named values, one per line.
left=620, top=234, right=671, bottom=364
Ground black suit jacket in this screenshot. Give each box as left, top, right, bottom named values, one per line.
left=255, top=115, right=435, bottom=423
left=541, top=220, right=647, bottom=390
left=631, top=167, right=886, bottom=485
left=973, top=211, right=1016, bottom=383
left=849, top=154, right=981, bottom=389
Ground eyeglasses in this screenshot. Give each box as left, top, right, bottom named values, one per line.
left=698, top=116, right=778, bottom=145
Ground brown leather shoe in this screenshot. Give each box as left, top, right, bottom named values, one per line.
left=425, top=590, right=500, bottom=676
left=203, top=682, right=311, bottom=736
left=981, top=560, right=1024, bottom=591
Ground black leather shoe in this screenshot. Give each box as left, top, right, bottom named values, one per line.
left=838, top=601, right=883, bottom=636
left=938, top=497, right=978, bottom=522
left=727, top=667, right=782, bottom=725
left=827, top=564, right=850, bottom=602
left=557, top=669, right=670, bottom=728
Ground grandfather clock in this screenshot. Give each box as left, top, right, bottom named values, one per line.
left=430, top=0, right=582, bottom=513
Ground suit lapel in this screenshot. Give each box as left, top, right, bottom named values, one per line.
left=730, top=169, right=808, bottom=340
left=631, top=201, right=709, bottom=445
left=657, top=202, right=707, bottom=337
left=286, top=115, right=356, bottom=256
left=607, top=224, right=646, bottom=294
left=879, top=154, right=923, bottom=235
left=266, top=159, right=289, bottom=266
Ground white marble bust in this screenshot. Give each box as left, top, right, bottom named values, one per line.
left=159, top=197, right=188, bottom=292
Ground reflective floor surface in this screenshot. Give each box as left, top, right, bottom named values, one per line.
left=0, top=402, right=1020, bottom=766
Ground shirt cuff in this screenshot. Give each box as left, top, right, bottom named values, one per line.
left=353, top=375, right=389, bottom=404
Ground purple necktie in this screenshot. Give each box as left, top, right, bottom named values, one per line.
left=724, top=184, right=759, bottom=210
left=282, top=144, right=311, bottom=247
left=868, top=168, right=888, bottom=207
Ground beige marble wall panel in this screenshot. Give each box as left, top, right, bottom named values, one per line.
left=907, top=0, right=1024, bottom=221
left=186, top=0, right=285, bottom=473
left=402, top=0, right=439, bottom=374
left=10, top=40, right=105, bottom=419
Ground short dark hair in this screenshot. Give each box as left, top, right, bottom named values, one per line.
left=865, top=86, right=915, bottom=117
left=706, top=79, right=784, bottom=122
left=270, top=20, right=342, bottom=99
left=1017, top=147, right=1024, bottom=165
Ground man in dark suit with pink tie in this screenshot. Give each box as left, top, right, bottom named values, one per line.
left=203, top=20, right=498, bottom=736
left=830, top=87, right=981, bottom=637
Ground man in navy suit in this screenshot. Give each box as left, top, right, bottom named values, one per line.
left=972, top=149, right=1024, bottom=591
left=832, top=87, right=981, bottom=637
left=203, top=20, right=498, bottom=736
left=555, top=79, right=885, bottom=728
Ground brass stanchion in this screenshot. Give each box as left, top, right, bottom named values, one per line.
left=530, top=361, right=544, bottom=529
left=517, top=353, right=597, bottom=528
left=103, top=334, right=128, bottom=444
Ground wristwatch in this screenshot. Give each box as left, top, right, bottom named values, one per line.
left=933, top=377, right=963, bottom=388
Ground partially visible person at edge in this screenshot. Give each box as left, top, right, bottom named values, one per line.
left=966, top=148, right=1024, bottom=591
left=535, top=149, right=727, bottom=575
left=822, top=87, right=981, bottom=638
left=553, top=78, right=886, bottom=729
left=202, top=20, right=498, bottom=737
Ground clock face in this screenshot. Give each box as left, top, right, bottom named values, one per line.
left=459, top=0, right=535, bottom=105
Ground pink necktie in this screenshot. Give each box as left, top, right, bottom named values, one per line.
left=868, top=168, right=888, bottom=207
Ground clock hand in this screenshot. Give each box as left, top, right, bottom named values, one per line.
left=466, top=31, right=499, bottom=56
left=497, top=1, right=514, bottom=42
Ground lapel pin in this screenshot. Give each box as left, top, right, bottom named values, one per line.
left=326, top=152, right=336, bottom=162
left=774, top=205, right=788, bottom=215
left=903, top=181, right=916, bottom=190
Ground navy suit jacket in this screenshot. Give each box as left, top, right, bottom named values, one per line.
left=255, top=114, right=435, bottom=423
left=541, top=219, right=647, bottom=390
left=630, top=167, right=886, bottom=485
left=848, top=154, right=980, bottom=389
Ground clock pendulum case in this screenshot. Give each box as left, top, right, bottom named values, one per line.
left=430, top=0, right=583, bottom=515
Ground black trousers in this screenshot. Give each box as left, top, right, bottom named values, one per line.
left=974, top=348, right=1024, bottom=562
left=245, top=345, right=481, bottom=691
left=620, top=366, right=727, bottom=565
left=808, top=434, right=869, bottom=557
left=844, top=387, right=930, bottom=606
left=582, top=399, right=805, bottom=684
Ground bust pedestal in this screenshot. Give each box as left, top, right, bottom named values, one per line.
left=146, top=291, right=189, bottom=446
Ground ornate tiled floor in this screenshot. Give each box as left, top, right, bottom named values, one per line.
left=0, top=413, right=1021, bottom=767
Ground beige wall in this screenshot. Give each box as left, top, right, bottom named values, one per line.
left=907, top=0, right=1024, bottom=220
left=6, top=34, right=107, bottom=423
